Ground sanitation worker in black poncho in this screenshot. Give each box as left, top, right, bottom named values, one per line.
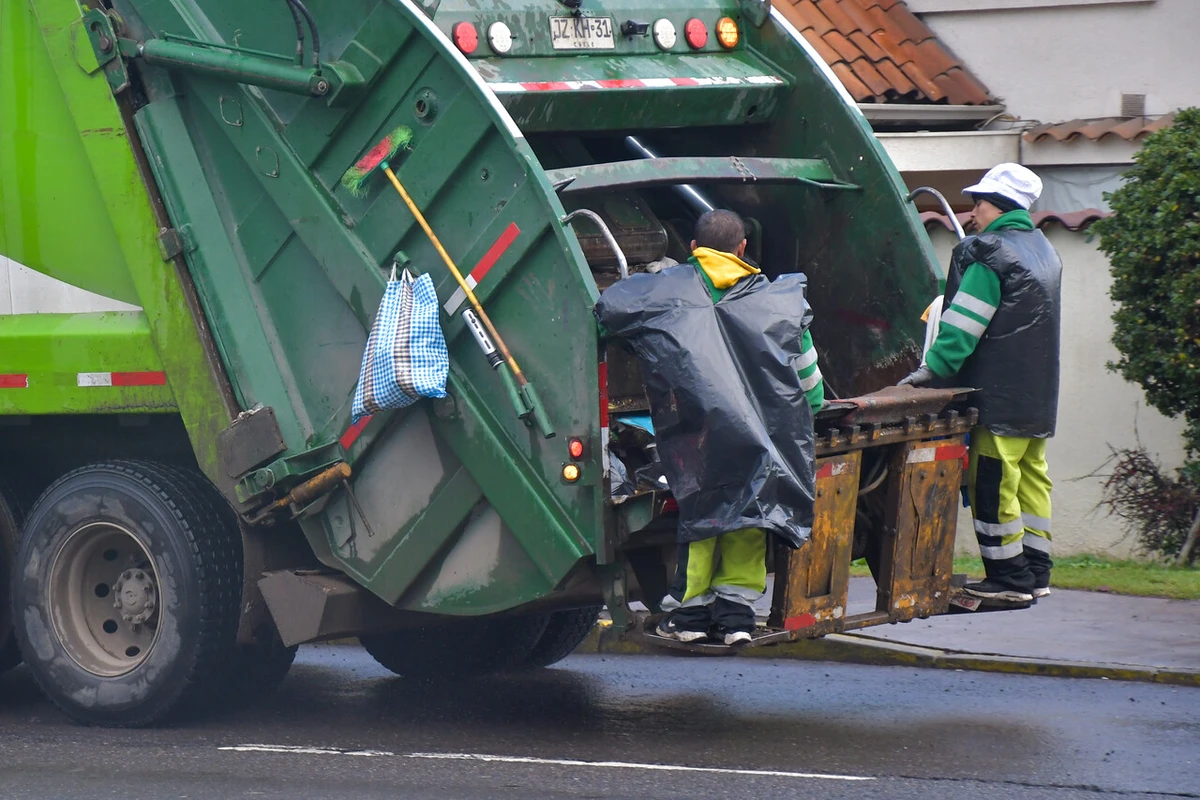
left=594, top=209, right=824, bottom=645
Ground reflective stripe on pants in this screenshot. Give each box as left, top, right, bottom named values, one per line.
left=968, top=427, right=1052, bottom=588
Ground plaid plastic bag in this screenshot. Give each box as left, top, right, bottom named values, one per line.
left=352, top=267, right=448, bottom=422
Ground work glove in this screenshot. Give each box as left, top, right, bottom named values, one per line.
left=898, top=365, right=935, bottom=387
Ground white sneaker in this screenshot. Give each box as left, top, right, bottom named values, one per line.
left=722, top=630, right=752, bottom=646
left=1033, top=586, right=1051, bottom=599
left=656, top=620, right=709, bottom=643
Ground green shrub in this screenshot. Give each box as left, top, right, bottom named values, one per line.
left=1094, top=108, right=1200, bottom=478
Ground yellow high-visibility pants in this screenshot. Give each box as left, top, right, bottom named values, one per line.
left=967, top=427, right=1052, bottom=587
left=661, top=528, right=767, bottom=629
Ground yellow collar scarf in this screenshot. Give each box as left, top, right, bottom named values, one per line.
left=691, top=247, right=760, bottom=289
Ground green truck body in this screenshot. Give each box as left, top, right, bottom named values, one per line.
left=0, top=0, right=972, bottom=726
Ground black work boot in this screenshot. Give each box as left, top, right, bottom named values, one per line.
left=1024, top=544, right=1053, bottom=598
left=964, top=553, right=1036, bottom=602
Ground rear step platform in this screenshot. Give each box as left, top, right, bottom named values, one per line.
left=631, top=614, right=797, bottom=656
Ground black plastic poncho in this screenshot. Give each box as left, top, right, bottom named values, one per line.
left=595, top=264, right=816, bottom=548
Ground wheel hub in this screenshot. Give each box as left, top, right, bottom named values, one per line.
left=113, top=569, right=157, bottom=624
left=48, top=522, right=162, bottom=677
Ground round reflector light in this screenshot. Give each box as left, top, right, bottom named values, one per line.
left=716, top=16, right=739, bottom=49
left=652, top=18, right=677, bottom=50
left=452, top=22, right=479, bottom=55
left=488, top=21, right=513, bottom=54
left=568, top=438, right=585, bottom=459
left=684, top=18, right=707, bottom=50
left=563, top=464, right=581, bottom=482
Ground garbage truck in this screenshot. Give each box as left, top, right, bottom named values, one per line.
left=1, top=0, right=991, bottom=726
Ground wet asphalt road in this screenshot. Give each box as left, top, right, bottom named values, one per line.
left=0, top=645, right=1197, bottom=799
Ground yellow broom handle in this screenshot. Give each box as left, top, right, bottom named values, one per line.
left=381, top=164, right=526, bottom=382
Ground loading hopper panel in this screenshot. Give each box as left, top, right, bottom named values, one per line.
left=118, top=0, right=601, bottom=610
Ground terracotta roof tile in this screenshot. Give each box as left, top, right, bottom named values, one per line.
left=815, top=0, right=859, bottom=34
left=775, top=0, right=995, bottom=105
left=836, top=0, right=884, bottom=36
left=868, top=29, right=911, bottom=67
left=867, top=4, right=916, bottom=47
left=848, top=57, right=892, bottom=96
left=881, top=4, right=936, bottom=44
left=848, top=30, right=886, bottom=61
left=1023, top=113, right=1176, bottom=142
left=910, top=39, right=959, bottom=79
left=899, top=60, right=945, bottom=102
left=824, top=30, right=863, bottom=62
left=921, top=209, right=1110, bottom=233
left=831, top=62, right=871, bottom=99
left=807, top=32, right=844, bottom=66
left=873, top=59, right=917, bottom=96
left=794, top=0, right=835, bottom=36
left=938, top=67, right=992, bottom=106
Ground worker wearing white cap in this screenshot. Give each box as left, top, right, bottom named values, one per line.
left=899, top=163, right=1063, bottom=604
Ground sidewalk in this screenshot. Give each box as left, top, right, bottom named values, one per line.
left=585, top=577, right=1200, bottom=686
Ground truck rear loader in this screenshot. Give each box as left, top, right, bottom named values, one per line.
left=1, top=0, right=988, bottom=726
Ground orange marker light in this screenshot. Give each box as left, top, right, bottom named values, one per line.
left=563, top=464, right=581, bottom=482
left=684, top=18, right=708, bottom=49
left=568, top=438, right=585, bottom=459
left=716, top=17, right=739, bottom=49
left=452, top=22, right=479, bottom=55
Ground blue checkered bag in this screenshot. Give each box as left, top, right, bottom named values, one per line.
left=352, top=267, right=448, bottom=422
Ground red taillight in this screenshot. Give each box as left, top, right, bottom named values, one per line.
left=684, top=18, right=707, bottom=49
left=568, top=438, right=585, bottom=459
left=453, top=22, right=479, bottom=54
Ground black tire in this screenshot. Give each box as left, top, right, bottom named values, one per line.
left=525, top=605, right=601, bottom=668
left=11, top=461, right=243, bottom=726
left=223, top=628, right=298, bottom=707
left=0, top=489, right=21, bottom=676
left=360, top=614, right=549, bottom=679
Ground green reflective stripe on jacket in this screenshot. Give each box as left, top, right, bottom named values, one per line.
left=925, top=210, right=1032, bottom=379
left=797, top=328, right=824, bottom=411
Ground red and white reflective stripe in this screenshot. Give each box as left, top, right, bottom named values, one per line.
left=0, top=374, right=28, bottom=389
left=77, top=371, right=167, bottom=387
left=444, top=223, right=521, bottom=315
left=815, top=461, right=851, bottom=480
left=907, top=443, right=968, bottom=465
left=487, top=75, right=784, bottom=93
left=340, top=415, right=372, bottom=451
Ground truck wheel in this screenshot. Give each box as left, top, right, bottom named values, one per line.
left=360, top=614, right=548, bottom=679
left=12, top=461, right=242, bottom=726
left=525, top=605, right=601, bottom=668
left=0, top=489, right=22, bottom=676
left=223, top=628, right=298, bottom=706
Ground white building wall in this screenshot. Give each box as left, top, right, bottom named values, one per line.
left=0, top=256, right=137, bottom=314
left=926, top=225, right=1187, bottom=557
left=907, top=0, right=1199, bottom=124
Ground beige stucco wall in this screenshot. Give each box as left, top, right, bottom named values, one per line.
left=908, top=0, right=1198, bottom=123
left=927, top=225, right=1187, bottom=557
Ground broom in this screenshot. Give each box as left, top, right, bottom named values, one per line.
left=341, top=127, right=554, bottom=439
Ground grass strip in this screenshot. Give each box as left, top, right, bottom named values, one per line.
left=850, top=554, right=1200, bottom=600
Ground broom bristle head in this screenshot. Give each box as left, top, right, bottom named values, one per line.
left=341, top=126, right=414, bottom=197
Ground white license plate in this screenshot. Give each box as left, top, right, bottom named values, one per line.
left=550, top=16, right=615, bottom=50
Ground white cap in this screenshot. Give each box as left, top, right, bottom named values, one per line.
left=962, top=163, right=1043, bottom=209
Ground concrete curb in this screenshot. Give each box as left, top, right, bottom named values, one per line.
left=576, top=625, right=1200, bottom=687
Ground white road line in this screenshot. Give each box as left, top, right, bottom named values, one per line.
left=220, top=744, right=395, bottom=757
left=219, top=745, right=873, bottom=781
